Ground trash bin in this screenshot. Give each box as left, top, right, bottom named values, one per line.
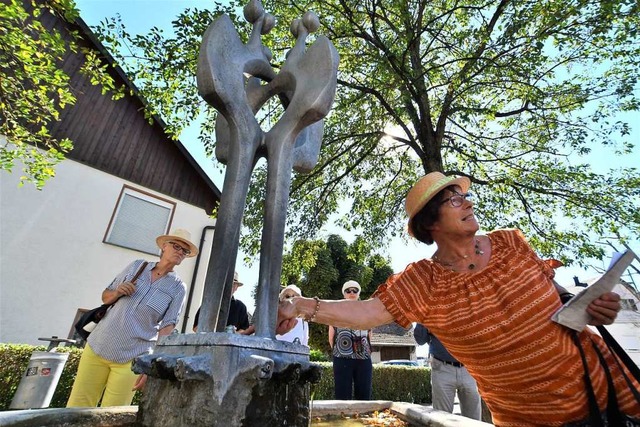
left=9, top=336, right=76, bottom=409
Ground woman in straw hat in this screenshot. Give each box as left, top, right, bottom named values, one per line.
left=278, top=172, right=640, bottom=426
left=67, top=228, right=198, bottom=408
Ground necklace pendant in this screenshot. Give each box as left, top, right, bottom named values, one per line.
left=474, top=239, right=484, bottom=256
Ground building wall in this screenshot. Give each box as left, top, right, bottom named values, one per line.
left=0, top=159, right=215, bottom=345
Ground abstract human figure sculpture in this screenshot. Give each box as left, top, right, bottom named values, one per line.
left=132, top=2, right=338, bottom=425
left=196, top=0, right=338, bottom=337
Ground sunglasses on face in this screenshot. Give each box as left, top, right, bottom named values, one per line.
left=168, top=241, right=191, bottom=256
left=440, top=192, right=472, bottom=208
left=344, top=288, right=359, bottom=294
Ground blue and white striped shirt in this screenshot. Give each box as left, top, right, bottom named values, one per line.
left=87, top=259, right=186, bottom=363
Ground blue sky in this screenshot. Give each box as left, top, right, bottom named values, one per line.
left=75, top=0, right=639, bottom=318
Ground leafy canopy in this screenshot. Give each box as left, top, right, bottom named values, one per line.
left=0, top=0, right=122, bottom=188
left=93, top=0, right=639, bottom=265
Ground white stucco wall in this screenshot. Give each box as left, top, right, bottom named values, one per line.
left=0, top=159, right=216, bottom=345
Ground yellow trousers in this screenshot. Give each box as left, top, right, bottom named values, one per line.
left=66, top=344, right=138, bottom=407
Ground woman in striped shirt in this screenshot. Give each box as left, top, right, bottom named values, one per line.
left=279, top=172, right=640, bottom=426
left=67, top=229, right=196, bottom=407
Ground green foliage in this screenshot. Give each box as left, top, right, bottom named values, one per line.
left=93, top=0, right=640, bottom=265
left=282, top=234, right=393, bottom=353
left=310, top=361, right=431, bottom=403
left=0, top=343, right=140, bottom=410
left=0, top=0, right=122, bottom=188
left=309, top=348, right=329, bottom=362
left=0, top=343, right=37, bottom=410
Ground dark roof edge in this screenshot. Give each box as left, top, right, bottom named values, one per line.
left=73, top=15, right=222, bottom=201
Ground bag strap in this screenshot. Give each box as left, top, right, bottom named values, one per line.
left=107, top=261, right=149, bottom=308
left=590, top=338, right=624, bottom=426
left=131, top=261, right=149, bottom=284
left=596, top=325, right=640, bottom=405
left=571, top=331, right=604, bottom=427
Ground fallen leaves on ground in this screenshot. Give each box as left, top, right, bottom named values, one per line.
left=359, top=409, right=408, bottom=426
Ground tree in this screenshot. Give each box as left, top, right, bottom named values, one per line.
left=92, top=0, right=639, bottom=265
left=0, top=0, right=122, bottom=188
left=281, top=233, right=394, bottom=353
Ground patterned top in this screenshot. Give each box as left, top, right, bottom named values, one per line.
left=332, top=327, right=371, bottom=360
left=375, top=229, right=640, bottom=426
left=88, top=259, right=186, bottom=363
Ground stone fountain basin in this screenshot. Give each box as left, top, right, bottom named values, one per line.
left=0, top=401, right=492, bottom=426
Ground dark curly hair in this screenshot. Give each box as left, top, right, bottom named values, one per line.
left=409, top=185, right=458, bottom=244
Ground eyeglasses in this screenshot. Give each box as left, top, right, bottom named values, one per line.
left=169, top=241, right=191, bottom=256
left=344, top=288, right=359, bottom=294
left=440, top=192, right=472, bottom=208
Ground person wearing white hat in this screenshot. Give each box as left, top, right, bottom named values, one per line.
left=277, top=172, right=636, bottom=426
left=328, top=280, right=372, bottom=400
left=275, top=285, right=309, bottom=346
left=67, top=228, right=196, bottom=408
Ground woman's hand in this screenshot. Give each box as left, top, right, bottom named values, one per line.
left=276, top=299, right=299, bottom=335
left=116, top=281, right=136, bottom=297
left=586, top=292, right=621, bottom=326
left=132, top=374, right=147, bottom=391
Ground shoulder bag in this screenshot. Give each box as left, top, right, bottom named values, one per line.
left=571, top=325, right=640, bottom=426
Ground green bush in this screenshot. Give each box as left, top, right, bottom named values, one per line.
left=310, top=361, right=431, bottom=403
left=1, top=344, right=430, bottom=410
left=309, top=349, right=329, bottom=362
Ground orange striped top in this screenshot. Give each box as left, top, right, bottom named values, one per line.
left=375, top=229, right=640, bottom=426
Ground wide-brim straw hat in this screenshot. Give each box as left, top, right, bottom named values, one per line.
left=156, top=228, right=199, bottom=257
left=405, top=172, right=470, bottom=237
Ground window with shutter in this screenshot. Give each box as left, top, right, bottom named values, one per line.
left=104, top=186, right=176, bottom=255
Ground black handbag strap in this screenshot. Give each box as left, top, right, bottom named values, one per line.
left=590, top=338, right=624, bottom=426
left=572, top=331, right=604, bottom=427
left=596, top=325, right=640, bottom=405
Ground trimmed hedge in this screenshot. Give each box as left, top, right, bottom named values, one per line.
left=1, top=344, right=430, bottom=410
left=310, top=362, right=431, bottom=403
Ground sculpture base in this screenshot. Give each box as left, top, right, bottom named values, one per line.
left=134, top=333, right=320, bottom=427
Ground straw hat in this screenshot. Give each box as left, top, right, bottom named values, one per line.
left=342, top=280, right=361, bottom=293
left=405, top=172, right=470, bottom=236
left=156, top=228, right=199, bottom=257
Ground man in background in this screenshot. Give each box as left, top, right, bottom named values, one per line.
left=193, top=271, right=254, bottom=334
left=414, top=323, right=481, bottom=420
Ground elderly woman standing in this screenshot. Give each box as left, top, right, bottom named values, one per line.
left=328, top=280, right=373, bottom=400
left=276, top=285, right=309, bottom=346
left=67, top=229, right=197, bottom=407
left=279, top=172, right=640, bottom=426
